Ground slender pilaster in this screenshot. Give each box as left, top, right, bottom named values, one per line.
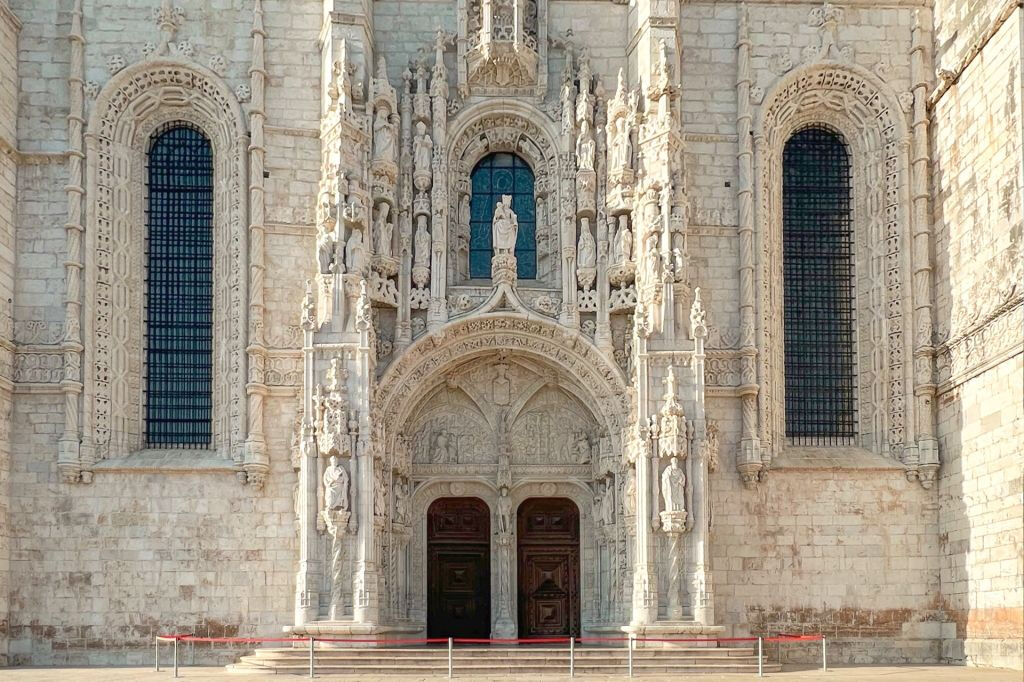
left=59, top=0, right=86, bottom=484
left=244, top=0, right=271, bottom=489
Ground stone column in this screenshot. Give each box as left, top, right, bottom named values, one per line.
left=659, top=510, right=687, bottom=620
left=322, top=508, right=353, bottom=619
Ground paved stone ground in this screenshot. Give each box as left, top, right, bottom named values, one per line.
left=1, top=666, right=1022, bottom=681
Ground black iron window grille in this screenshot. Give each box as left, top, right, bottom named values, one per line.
left=782, top=125, right=857, bottom=444
left=469, top=152, right=537, bottom=279
left=145, top=124, right=214, bottom=447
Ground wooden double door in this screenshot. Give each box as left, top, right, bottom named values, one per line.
left=426, top=496, right=580, bottom=639
left=517, top=498, right=581, bottom=638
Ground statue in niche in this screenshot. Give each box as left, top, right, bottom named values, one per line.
left=432, top=431, right=457, bottom=464
left=316, top=224, right=336, bottom=274
left=610, top=116, right=631, bottom=169
left=375, top=203, right=394, bottom=258
left=492, top=364, right=511, bottom=406
left=497, top=487, right=513, bottom=536
left=613, top=215, right=632, bottom=264
left=346, top=228, right=366, bottom=271
left=661, top=456, right=686, bottom=513
left=573, top=431, right=592, bottom=464
left=414, top=215, right=431, bottom=270
left=373, top=108, right=395, bottom=163
left=577, top=219, right=597, bottom=269
left=394, top=478, right=410, bottom=525
left=492, top=195, right=519, bottom=255
left=643, top=232, right=659, bottom=283
left=623, top=466, right=636, bottom=515
left=600, top=479, right=615, bottom=526
left=323, top=455, right=350, bottom=512
left=459, top=194, right=470, bottom=234
left=576, top=119, right=596, bottom=171
left=413, top=121, right=433, bottom=177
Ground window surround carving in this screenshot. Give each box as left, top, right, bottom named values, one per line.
left=446, top=101, right=562, bottom=288
left=753, top=62, right=912, bottom=466
left=82, top=59, right=249, bottom=466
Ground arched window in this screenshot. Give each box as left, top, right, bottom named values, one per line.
left=145, top=124, right=214, bottom=447
left=782, top=125, right=856, bottom=444
left=469, top=153, right=536, bottom=279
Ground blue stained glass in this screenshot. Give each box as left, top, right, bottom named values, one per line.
left=492, top=169, right=514, bottom=193
left=472, top=171, right=491, bottom=193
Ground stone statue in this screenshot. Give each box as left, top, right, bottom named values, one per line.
left=497, top=487, right=513, bottom=535
left=316, top=225, right=336, bottom=274
left=432, top=431, right=456, bottom=464
left=576, top=119, right=596, bottom=171
left=611, top=116, right=631, bottom=169
left=372, top=108, right=395, bottom=163
left=600, top=479, right=615, bottom=525
left=374, top=203, right=393, bottom=257
left=661, top=456, right=686, bottom=513
left=614, top=215, right=632, bottom=264
left=413, top=121, right=433, bottom=176
left=623, top=467, right=636, bottom=515
left=323, top=455, right=350, bottom=512
left=492, top=195, right=519, bottom=254
left=414, top=215, right=431, bottom=269
left=574, top=431, right=592, bottom=464
left=644, top=232, right=659, bottom=283
left=394, top=478, right=409, bottom=525
left=577, top=219, right=597, bottom=269
left=345, top=228, right=366, bottom=271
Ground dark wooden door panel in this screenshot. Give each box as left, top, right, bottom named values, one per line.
left=427, top=498, right=491, bottom=639
left=517, top=498, right=580, bottom=638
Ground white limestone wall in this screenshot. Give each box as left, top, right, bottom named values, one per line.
left=0, top=0, right=19, bottom=666
left=931, top=1, right=1024, bottom=669
left=5, top=0, right=319, bottom=664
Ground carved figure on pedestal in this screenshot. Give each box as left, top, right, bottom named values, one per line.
left=643, top=232, right=660, bottom=283
left=414, top=216, right=431, bottom=271
left=394, top=478, right=410, bottom=525
left=661, top=456, right=686, bottom=514
left=613, top=215, right=632, bottom=264
left=576, top=119, right=596, bottom=171
left=623, top=466, right=636, bottom=515
left=375, top=203, right=394, bottom=258
left=577, top=219, right=597, bottom=270
left=492, top=195, right=519, bottom=254
left=346, top=229, right=366, bottom=272
left=413, top=122, right=433, bottom=186
left=323, top=455, right=350, bottom=512
left=610, top=116, right=631, bottom=169
left=497, top=487, right=513, bottom=536
left=373, top=108, right=395, bottom=163
left=316, top=224, right=336, bottom=274
left=600, top=478, right=615, bottom=525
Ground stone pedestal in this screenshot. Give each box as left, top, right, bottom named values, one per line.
left=493, top=532, right=516, bottom=638
left=321, top=509, right=352, bottom=620
left=659, top=510, right=687, bottom=621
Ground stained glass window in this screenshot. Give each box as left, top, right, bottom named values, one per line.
left=145, top=124, right=214, bottom=447
left=469, top=153, right=536, bottom=279
left=782, top=125, right=857, bottom=444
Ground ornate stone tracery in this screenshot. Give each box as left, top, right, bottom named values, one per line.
left=82, top=59, right=250, bottom=468
left=753, top=61, right=919, bottom=479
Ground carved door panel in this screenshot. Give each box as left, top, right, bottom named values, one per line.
left=517, top=498, right=580, bottom=638
left=427, top=498, right=491, bottom=638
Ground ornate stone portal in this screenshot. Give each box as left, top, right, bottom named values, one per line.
left=289, top=11, right=722, bottom=642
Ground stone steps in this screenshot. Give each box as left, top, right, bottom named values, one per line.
left=228, top=646, right=783, bottom=676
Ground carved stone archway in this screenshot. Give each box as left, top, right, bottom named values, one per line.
left=377, top=313, right=630, bottom=449
left=82, top=59, right=249, bottom=462
left=753, top=62, right=911, bottom=463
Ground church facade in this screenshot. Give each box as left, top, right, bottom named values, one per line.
left=0, top=0, right=1021, bottom=670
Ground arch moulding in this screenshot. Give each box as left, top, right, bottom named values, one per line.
left=81, top=59, right=249, bottom=464
left=752, top=61, right=913, bottom=465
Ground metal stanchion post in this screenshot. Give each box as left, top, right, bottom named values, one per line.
left=448, top=637, right=453, bottom=679
left=822, top=636, right=827, bottom=671
left=190, top=639, right=195, bottom=666
left=173, top=638, right=178, bottom=678
left=758, top=637, right=763, bottom=677
left=308, top=636, right=315, bottom=678
left=569, top=637, right=575, bottom=678
left=627, top=635, right=633, bottom=678
left=155, top=637, right=160, bottom=672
